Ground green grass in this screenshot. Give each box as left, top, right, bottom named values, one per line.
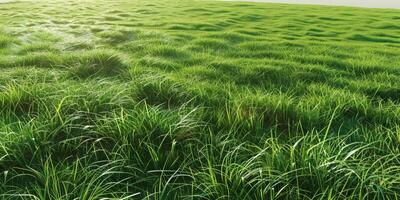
left=1, top=0, right=400, bottom=199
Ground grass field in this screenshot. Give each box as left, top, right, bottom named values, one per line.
left=1, top=0, right=400, bottom=199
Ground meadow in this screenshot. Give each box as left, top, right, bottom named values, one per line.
left=1, top=0, right=400, bottom=199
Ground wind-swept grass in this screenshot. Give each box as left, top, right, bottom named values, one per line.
left=0, top=35, right=15, bottom=49
left=0, top=0, right=400, bottom=199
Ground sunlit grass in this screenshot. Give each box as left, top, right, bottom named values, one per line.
left=0, top=0, right=400, bottom=199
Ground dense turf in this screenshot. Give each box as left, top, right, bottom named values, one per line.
left=1, top=0, right=400, bottom=199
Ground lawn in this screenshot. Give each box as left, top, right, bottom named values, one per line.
left=1, top=0, right=400, bottom=199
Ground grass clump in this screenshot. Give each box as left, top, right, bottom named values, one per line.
left=68, top=50, right=127, bottom=78
left=135, top=76, right=192, bottom=107
left=18, top=43, right=60, bottom=54
left=188, top=38, right=230, bottom=52
left=0, top=83, right=44, bottom=116
left=15, top=53, right=63, bottom=68
left=0, top=34, right=15, bottom=49
left=96, top=29, right=133, bottom=44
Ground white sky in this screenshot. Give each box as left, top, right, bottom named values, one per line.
left=0, top=0, right=17, bottom=3
left=229, top=0, right=400, bottom=8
